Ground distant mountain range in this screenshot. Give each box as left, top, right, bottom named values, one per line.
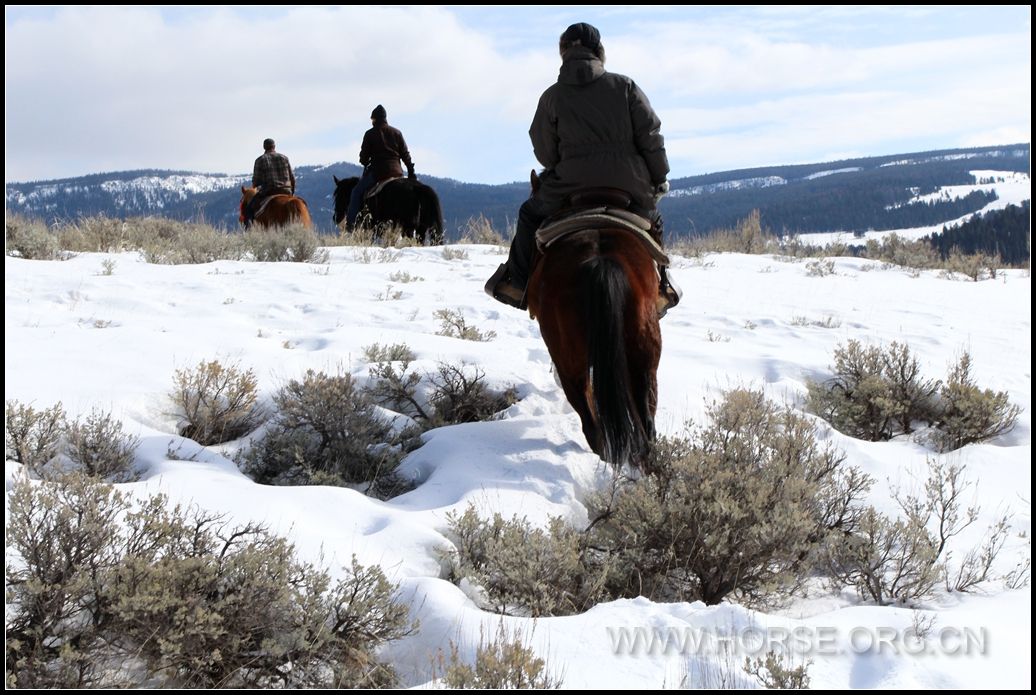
left=5, top=144, right=1030, bottom=240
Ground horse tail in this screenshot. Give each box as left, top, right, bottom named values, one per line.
left=417, top=184, right=444, bottom=244
left=288, top=197, right=313, bottom=228
left=583, top=256, right=649, bottom=467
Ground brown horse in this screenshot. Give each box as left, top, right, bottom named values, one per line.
left=239, top=186, right=313, bottom=228
left=526, top=226, right=662, bottom=470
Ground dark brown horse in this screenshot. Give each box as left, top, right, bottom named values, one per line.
left=527, top=226, right=662, bottom=470
left=239, top=186, right=313, bottom=228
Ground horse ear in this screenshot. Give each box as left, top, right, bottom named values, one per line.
left=333, top=175, right=340, bottom=184
left=241, top=186, right=246, bottom=194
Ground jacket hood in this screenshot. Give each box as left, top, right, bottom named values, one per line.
left=558, top=46, right=605, bottom=86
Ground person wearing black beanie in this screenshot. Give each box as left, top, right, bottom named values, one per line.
left=346, top=105, right=416, bottom=229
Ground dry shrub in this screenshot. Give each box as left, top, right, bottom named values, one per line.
left=5, top=473, right=414, bottom=688
left=944, top=248, right=1000, bottom=281
left=457, top=214, right=507, bottom=245
left=5, top=215, right=63, bottom=260
left=807, top=340, right=941, bottom=441
left=242, top=369, right=412, bottom=491
left=825, top=506, right=942, bottom=605
left=5, top=400, right=66, bottom=472
left=590, top=388, right=862, bottom=606
left=367, top=359, right=516, bottom=429
left=437, top=623, right=562, bottom=688
left=243, top=224, right=328, bottom=263
left=743, top=652, right=812, bottom=689
left=134, top=220, right=243, bottom=264
left=825, top=460, right=1013, bottom=604
left=933, top=352, right=1020, bottom=451
left=808, top=342, right=1019, bottom=451
left=171, top=359, right=266, bottom=445
left=427, top=363, right=518, bottom=426
left=62, top=216, right=128, bottom=253
left=448, top=388, right=867, bottom=612
left=6, top=401, right=139, bottom=483
left=65, top=409, right=139, bottom=482
left=435, top=308, right=495, bottom=342
left=363, top=342, right=417, bottom=364
left=669, top=210, right=777, bottom=256
left=444, top=507, right=604, bottom=617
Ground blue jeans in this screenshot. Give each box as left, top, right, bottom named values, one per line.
left=346, top=169, right=377, bottom=227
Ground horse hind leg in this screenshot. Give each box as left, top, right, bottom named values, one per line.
left=558, top=371, right=604, bottom=458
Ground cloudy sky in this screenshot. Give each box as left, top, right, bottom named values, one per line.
left=4, top=5, right=1031, bottom=184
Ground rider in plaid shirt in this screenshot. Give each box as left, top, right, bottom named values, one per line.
left=245, top=138, right=295, bottom=225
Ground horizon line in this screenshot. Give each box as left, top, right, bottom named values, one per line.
left=5, top=141, right=1030, bottom=187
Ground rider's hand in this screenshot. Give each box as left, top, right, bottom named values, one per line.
left=407, top=166, right=417, bottom=181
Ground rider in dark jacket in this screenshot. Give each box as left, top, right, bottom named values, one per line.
left=347, top=105, right=416, bottom=228
left=487, top=22, right=671, bottom=309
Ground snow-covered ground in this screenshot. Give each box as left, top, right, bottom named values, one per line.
left=804, top=170, right=1030, bottom=246
left=4, top=242, right=1031, bottom=688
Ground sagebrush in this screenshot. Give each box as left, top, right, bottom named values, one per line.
left=5, top=473, right=415, bottom=688
left=825, top=459, right=1013, bottom=604
left=808, top=341, right=1019, bottom=451
left=6, top=401, right=138, bottom=483
left=7, top=472, right=416, bottom=691
left=437, top=623, right=562, bottom=688
left=444, top=507, right=605, bottom=617
left=435, top=309, right=495, bottom=342
left=5, top=400, right=66, bottom=472
left=589, top=388, right=865, bottom=606
left=933, top=352, right=1020, bottom=451
left=64, top=409, right=140, bottom=482
left=447, top=388, right=869, bottom=613
left=368, top=359, right=516, bottom=429
left=242, top=369, right=414, bottom=491
left=806, top=340, right=940, bottom=441
left=171, top=359, right=266, bottom=445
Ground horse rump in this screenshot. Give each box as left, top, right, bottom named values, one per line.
left=413, top=181, right=444, bottom=244
left=529, top=229, right=661, bottom=471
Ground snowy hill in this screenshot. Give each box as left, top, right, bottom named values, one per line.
left=805, top=170, right=1031, bottom=246
left=4, top=240, right=1030, bottom=688
left=5, top=144, right=1030, bottom=239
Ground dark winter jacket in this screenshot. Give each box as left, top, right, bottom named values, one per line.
left=360, top=121, right=414, bottom=181
left=529, top=46, right=669, bottom=211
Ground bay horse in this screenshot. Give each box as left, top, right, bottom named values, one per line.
left=527, top=217, right=663, bottom=471
left=239, top=186, right=313, bottom=228
left=332, top=175, right=444, bottom=244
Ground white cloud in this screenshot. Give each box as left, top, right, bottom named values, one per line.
left=3, top=6, right=1031, bottom=183
left=4, top=6, right=553, bottom=181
